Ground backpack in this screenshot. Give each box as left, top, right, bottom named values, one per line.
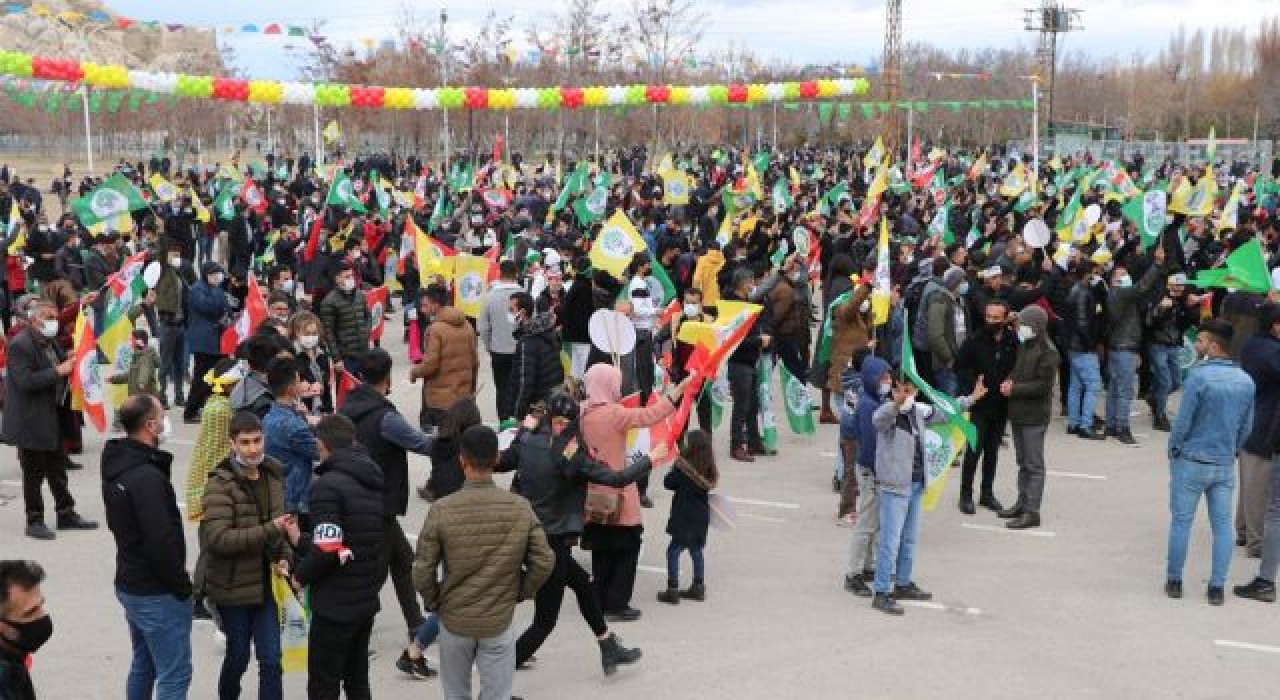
left=906, top=279, right=936, bottom=350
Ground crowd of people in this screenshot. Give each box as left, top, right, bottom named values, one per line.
left=1, top=138, right=1279, bottom=698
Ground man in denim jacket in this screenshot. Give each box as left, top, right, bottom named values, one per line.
left=1165, top=319, right=1255, bottom=606
left=262, top=358, right=320, bottom=518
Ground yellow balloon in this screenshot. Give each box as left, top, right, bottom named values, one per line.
left=746, top=84, right=766, bottom=103
left=668, top=86, right=690, bottom=105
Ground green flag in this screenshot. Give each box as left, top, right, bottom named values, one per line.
left=213, top=184, right=238, bottom=221
left=814, top=290, right=853, bottom=365
left=752, top=152, right=771, bottom=174
left=772, top=180, right=793, bottom=212
left=326, top=171, right=367, bottom=213
left=372, top=171, right=392, bottom=213
left=649, top=251, right=676, bottom=305
left=780, top=361, right=816, bottom=435
left=550, top=163, right=588, bottom=217
left=1121, top=189, right=1166, bottom=250
left=428, top=193, right=448, bottom=232
left=929, top=200, right=954, bottom=244
left=704, top=373, right=728, bottom=430
left=71, top=173, right=148, bottom=227
left=901, top=309, right=977, bottom=447
left=1188, top=238, right=1272, bottom=293
left=572, top=178, right=610, bottom=225
left=757, top=359, right=779, bottom=451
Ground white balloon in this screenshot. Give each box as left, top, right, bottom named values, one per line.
left=764, top=82, right=786, bottom=101
left=688, top=86, right=711, bottom=104
left=515, top=88, right=541, bottom=109
left=412, top=88, right=439, bottom=109
left=1084, top=203, right=1102, bottom=226
left=588, top=309, right=637, bottom=356
left=1022, top=218, right=1051, bottom=248
left=832, top=78, right=856, bottom=96
left=605, top=85, right=629, bottom=106
left=143, top=261, right=162, bottom=289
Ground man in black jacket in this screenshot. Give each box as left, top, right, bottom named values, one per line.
left=955, top=299, right=1017, bottom=515
left=1063, top=261, right=1105, bottom=440
left=339, top=349, right=433, bottom=641
left=102, top=395, right=193, bottom=700
left=509, top=293, right=564, bottom=420
left=294, top=414, right=389, bottom=700
left=1, top=300, right=97, bottom=540
left=0, top=560, right=49, bottom=700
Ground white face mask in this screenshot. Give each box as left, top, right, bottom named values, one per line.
left=281, top=279, right=295, bottom=293
left=299, top=334, right=320, bottom=350
left=506, top=312, right=519, bottom=325
left=683, top=303, right=701, bottom=317
left=209, top=273, right=225, bottom=286
left=1017, top=326, right=1036, bottom=342
left=340, top=278, right=357, bottom=292
left=168, top=257, right=182, bottom=268
left=236, top=451, right=265, bottom=469
left=879, top=382, right=892, bottom=398
left=154, top=416, right=172, bottom=445
left=40, top=319, right=60, bottom=338
left=899, top=396, right=916, bottom=413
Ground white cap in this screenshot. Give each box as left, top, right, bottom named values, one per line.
left=979, top=265, right=1003, bottom=278
left=1272, top=267, right=1280, bottom=291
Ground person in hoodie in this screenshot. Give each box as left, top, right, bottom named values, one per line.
left=996, top=306, right=1060, bottom=530
left=409, top=284, right=478, bottom=430
left=510, top=291, right=565, bottom=421
left=101, top=394, right=194, bottom=700
left=262, top=358, right=320, bottom=520
left=292, top=414, right=389, bottom=699
left=843, top=356, right=891, bottom=598
left=478, top=260, right=523, bottom=424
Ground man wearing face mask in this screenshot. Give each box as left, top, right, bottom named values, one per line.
left=410, top=285, right=478, bottom=431
left=318, top=263, right=372, bottom=376
left=154, top=247, right=190, bottom=408
left=997, top=306, right=1060, bottom=530
left=954, top=300, right=1018, bottom=515
left=1103, top=246, right=1167, bottom=446
left=102, top=395, right=193, bottom=700
left=184, top=262, right=232, bottom=424
left=0, top=560, right=50, bottom=700
left=924, top=267, right=970, bottom=397
left=1, top=300, right=97, bottom=540
left=510, top=292, right=565, bottom=423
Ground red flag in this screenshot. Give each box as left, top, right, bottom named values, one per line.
left=909, top=137, right=921, bottom=166
left=365, top=285, right=389, bottom=344
left=657, top=298, right=682, bottom=329
left=220, top=275, right=268, bottom=355
left=483, top=242, right=501, bottom=283
left=334, top=367, right=360, bottom=409
left=480, top=188, right=513, bottom=211
left=240, top=179, right=268, bottom=215
left=303, top=215, right=324, bottom=263
left=492, top=133, right=504, bottom=163
left=70, top=313, right=107, bottom=433
left=910, top=161, right=938, bottom=189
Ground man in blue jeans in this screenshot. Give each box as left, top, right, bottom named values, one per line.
left=1105, top=249, right=1167, bottom=445
left=1165, top=319, right=1255, bottom=606
left=1144, top=273, right=1196, bottom=432
left=1064, top=261, right=1105, bottom=440
left=102, top=395, right=194, bottom=700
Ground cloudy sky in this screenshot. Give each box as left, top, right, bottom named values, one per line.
left=108, top=0, right=1279, bottom=79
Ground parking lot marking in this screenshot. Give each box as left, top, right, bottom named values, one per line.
left=1048, top=471, right=1108, bottom=480
left=961, top=523, right=1056, bottom=538
left=1213, top=639, right=1280, bottom=655
left=637, top=565, right=667, bottom=575
left=726, top=496, right=801, bottom=510
left=739, top=512, right=786, bottom=524
left=900, top=600, right=983, bottom=615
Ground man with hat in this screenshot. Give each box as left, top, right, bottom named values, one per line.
left=1145, top=271, right=1197, bottom=432
left=997, top=305, right=1059, bottom=529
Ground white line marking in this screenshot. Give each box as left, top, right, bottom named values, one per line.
left=1213, top=639, right=1280, bottom=655
left=725, top=496, right=801, bottom=510
left=739, top=512, right=786, bottom=524
left=961, top=523, right=1056, bottom=538
left=1047, top=470, right=1108, bottom=481
left=168, top=438, right=195, bottom=446
left=637, top=565, right=666, bottom=575
left=899, top=600, right=983, bottom=615
left=820, top=451, right=837, bottom=458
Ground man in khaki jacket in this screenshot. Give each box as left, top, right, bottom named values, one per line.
left=413, top=424, right=553, bottom=700
left=409, top=284, right=478, bottom=430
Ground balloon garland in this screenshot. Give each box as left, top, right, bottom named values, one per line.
left=0, top=50, right=871, bottom=112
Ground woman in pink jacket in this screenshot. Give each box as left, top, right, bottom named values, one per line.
left=579, top=362, right=689, bottom=621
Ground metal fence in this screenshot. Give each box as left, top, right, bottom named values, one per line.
left=1009, top=138, right=1275, bottom=167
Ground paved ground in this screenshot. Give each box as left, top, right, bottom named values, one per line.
left=3, top=319, right=1278, bottom=699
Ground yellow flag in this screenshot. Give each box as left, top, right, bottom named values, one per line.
left=322, top=120, right=343, bottom=144
left=871, top=217, right=891, bottom=326
left=998, top=163, right=1028, bottom=198
left=412, top=218, right=455, bottom=284
left=589, top=209, right=647, bottom=279
left=863, top=136, right=885, bottom=169
left=6, top=229, right=24, bottom=256
left=453, top=254, right=490, bottom=318
left=655, top=153, right=677, bottom=181
left=789, top=166, right=801, bottom=188
left=663, top=172, right=692, bottom=206
left=1187, top=166, right=1217, bottom=217
left=149, top=174, right=178, bottom=203
left=1216, top=180, right=1246, bottom=232
left=188, top=187, right=210, bottom=223
left=744, top=157, right=764, bottom=200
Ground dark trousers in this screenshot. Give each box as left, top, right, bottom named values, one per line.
left=588, top=529, right=641, bottom=613
left=184, top=352, right=223, bottom=420
left=491, top=352, right=514, bottom=421
left=216, top=601, right=281, bottom=700
left=157, top=321, right=186, bottom=402
left=385, top=518, right=425, bottom=633
left=727, top=362, right=760, bottom=450
left=516, top=536, right=607, bottom=665
left=307, top=614, right=374, bottom=700
left=19, top=448, right=74, bottom=524
left=776, top=336, right=809, bottom=385
left=961, top=410, right=1006, bottom=499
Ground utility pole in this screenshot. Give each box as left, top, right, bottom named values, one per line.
left=882, top=0, right=903, bottom=158
left=438, top=7, right=451, bottom=169
left=1024, top=1, right=1082, bottom=141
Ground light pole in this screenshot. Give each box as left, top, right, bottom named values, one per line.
left=439, top=7, right=451, bottom=169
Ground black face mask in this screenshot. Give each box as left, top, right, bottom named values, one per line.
left=1, top=615, right=53, bottom=655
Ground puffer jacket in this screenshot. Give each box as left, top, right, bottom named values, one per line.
left=199, top=456, right=290, bottom=607
left=512, top=312, right=564, bottom=419
left=412, top=480, right=554, bottom=639
left=294, top=446, right=388, bottom=623
left=317, top=287, right=371, bottom=361
left=1105, top=262, right=1164, bottom=350
left=187, top=280, right=229, bottom=355
left=854, top=356, right=890, bottom=469
left=411, top=307, right=478, bottom=411
left=499, top=428, right=651, bottom=537
left=1006, top=308, right=1060, bottom=426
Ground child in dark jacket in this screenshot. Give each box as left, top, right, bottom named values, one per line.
left=657, top=430, right=718, bottom=604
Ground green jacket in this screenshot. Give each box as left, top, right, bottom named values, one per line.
left=1007, top=335, right=1060, bottom=426
left=199, top=456, right=290, bottom=607
left=109, top=346, right=160, bottom=398
left=317, top=288, right=371, bottom=361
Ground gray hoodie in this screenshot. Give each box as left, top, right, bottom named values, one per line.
left=478, top=281, right=523, bottom=355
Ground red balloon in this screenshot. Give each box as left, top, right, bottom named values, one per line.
left=365, top=86, right=386, bottom=108
left=798, top=81, right=818, bottom=99
left=560, top=87, right=584, bottom=109
left=464, top=86, right=488, bottom=110
left=645, top=84, right=670, bottom=103
left=727, top=84, right=748, bottom=103
left=213, top=78, right=248, bottom=101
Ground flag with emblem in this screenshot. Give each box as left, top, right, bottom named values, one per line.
left=1121, top=189, right=1166, bottom=249
left=756, top=359, right=778, bottom=450
left=221, top=275, right=268, bottom=355
left=213, top=183, right=239, bottom=221
left=663, top=172, right=692, bottom=206
left=772, top=179, right=793, bottom=212
left=621, top=392, right=675, bottom=469
left=573, top=174, right=611, bottom=225
left=871, top=217, right=891, bottom=325
left=365, top=285, right=389, bottom=344
left=453, top=254, right=491, bottom=318
left=71, top=173, right=147, bottom=227
left=779, top=361, right=814, bottom=435
left=326, top=170, right=367, bottom=213
left=998, top=163, right=1028, bottom=198
left=668, top=301, right=763, bottom=447
left=240, top=179, right=267, bottom=215
left=148, top=174, right=179, bottom=203
left=322, top=119, right=342, bottom=144
left=412, top=217, right=456, bottom=283
left=371, top=171, right=393, bottom=213
left=188, top=187, right=211, bottom=223
left=481, top=188, right=513, bottom=211
left=588, top=209, right=646, bottom=279
left=70, top=310, right=107, bottom=433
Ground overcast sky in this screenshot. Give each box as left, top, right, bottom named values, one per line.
left=108, top=0, right=1279, bottom=80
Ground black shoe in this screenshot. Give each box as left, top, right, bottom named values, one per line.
left=639, top=496, right=654, bottom=509
left=679, top=582, right=705, bottom=601
left=1066, top=425, right=1079, bottom=436
left=604, top=607, right=642, bottom=622
left=997, top=504, right=1024, bottom=519
left=183, top=415, right=201, bottom=425
left=1236, top=534, right=1247, bottom=547
left=1116, top=431, right=1138, bottom=446
left=1105, top=427, right=1119, bottom=438
left=1153, top=416, right=1171, bottom=432
left=958, top=497, right=976, bottom=515
left=872, top=593, right=904, bottom=615
left=978, top=494, right=1004, bottom=512
left=1165, top=580, right=1183, bottom=599
left=832, top=475, right=842, bottom=493
left=1233, top=577, right=1277, bottom=603
left=599, top=633, right=642, bottom=676
left=65, top=460, right=84, bottom=471
left=844, top=573, right=873, bottom=598
left=516, top=655, right=536, bottom=671
left=893, top=583, right=933, bottom=601
left=1208, top=586, right=1225, bottom=606
left=1076, top=428, right=1105, bottom=441
left=192, top=597, right=214, bottom=620
left=24, top=522, right=55, bottom=540
left=1006, top=512, right=1041, bottom=530
left=56, top=512, right=98, bottom=530
left=396, top=650, right=437, bottom=678
left=656, top=588, right=680, bottom=605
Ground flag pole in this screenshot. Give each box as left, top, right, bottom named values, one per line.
left=81, top=85, right=94, bottom=176
left=313, top=103, right=322, bottom=166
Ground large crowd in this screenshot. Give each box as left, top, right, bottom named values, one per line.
left=0, top=140, right=1278, bottom=698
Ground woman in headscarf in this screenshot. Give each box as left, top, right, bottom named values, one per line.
left=578, top=362, right=690, bottom=621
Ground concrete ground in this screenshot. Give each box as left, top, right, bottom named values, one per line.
left=2, top=318, right=1277, bottom=699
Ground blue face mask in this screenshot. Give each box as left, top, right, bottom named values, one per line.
left=957, top=282, right=970, bottom=296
